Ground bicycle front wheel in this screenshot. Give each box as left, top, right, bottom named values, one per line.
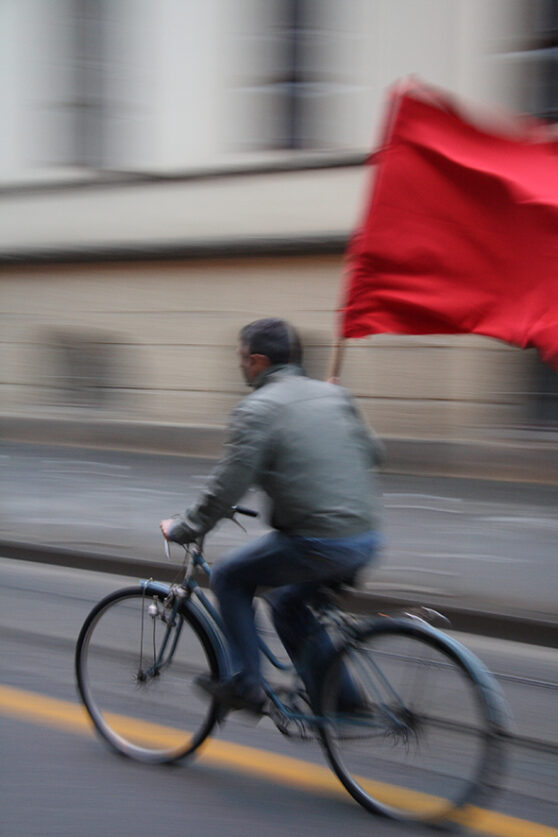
left=319, top=619, right=506, bottom=825
left=76, top=587, right=220, bottom=763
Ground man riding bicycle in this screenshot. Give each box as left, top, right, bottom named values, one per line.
left=161, top=318, right=383, bottom=713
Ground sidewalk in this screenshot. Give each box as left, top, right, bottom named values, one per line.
left=2, top=412, right=558, bottom=483
left=2, top=439, right=558, bottom=648
left=4, top=537, right=557, bottom=649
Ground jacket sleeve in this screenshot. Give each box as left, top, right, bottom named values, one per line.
left=176, top=399, right=270, bottom=538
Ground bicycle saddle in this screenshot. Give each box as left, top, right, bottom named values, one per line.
left=323, top=574, right=358, bottom=592
left=309, top=573, right=358, bottom=609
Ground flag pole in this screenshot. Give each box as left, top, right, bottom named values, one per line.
left=326, top=336, right=345, bottom=383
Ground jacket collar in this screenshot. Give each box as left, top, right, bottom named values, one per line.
left=251, top=363, right=304, bottom=389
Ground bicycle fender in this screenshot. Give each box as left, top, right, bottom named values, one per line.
left=183, top=597, right=234, bottom=680
left=355, top=616, right=512, bottom=735
left=140, top=579, right=171, bottom=597
left=140, top=579, right=233, bottom=679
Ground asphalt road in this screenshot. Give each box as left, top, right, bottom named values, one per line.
left=2, top=441, right=558, bottom=625
left=1, top=559, right=558, bottom=837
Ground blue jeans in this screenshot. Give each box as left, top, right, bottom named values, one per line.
left=210, top=530, right=379, bottom=702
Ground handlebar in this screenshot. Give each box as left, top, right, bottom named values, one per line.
left=163, top=504, right=258, bottom=560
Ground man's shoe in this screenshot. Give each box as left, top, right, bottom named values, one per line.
left=194, top=673, right=266, bottom=715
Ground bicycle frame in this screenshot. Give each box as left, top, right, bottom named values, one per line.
left=142, top=544, right=293, bottom=677
left=76, top=527, right=511, bottom=823
left=143, top=538, right=504, bottom=741
left=140, top=541, right=343, bottom=729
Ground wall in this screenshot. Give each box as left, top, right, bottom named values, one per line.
left=0, top=0, right=542, bottom=443
left=0, top=255, right=531, bottom=442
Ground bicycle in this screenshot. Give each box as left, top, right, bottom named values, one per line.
left=75, top=506, right=511, bottom=827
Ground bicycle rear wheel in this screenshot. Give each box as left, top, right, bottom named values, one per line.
left=319, top=619, right=507, bottom=825
left=76, top=586, right=220, bottom=763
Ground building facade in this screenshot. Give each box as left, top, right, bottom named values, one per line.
left=1, top=0, right=556, bottom=455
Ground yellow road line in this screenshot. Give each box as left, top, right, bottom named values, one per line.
left=1, top=684, right=556, bottom=837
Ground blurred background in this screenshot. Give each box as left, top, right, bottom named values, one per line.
left=0, top=0, right=557, bottom=464
left=2, top=6, right=558, bottom=834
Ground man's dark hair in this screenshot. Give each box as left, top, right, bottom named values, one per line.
left=239, top=318, right=302, bottom=366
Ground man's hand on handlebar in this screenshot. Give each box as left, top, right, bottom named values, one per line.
left=159, top=517, right=197, bottom=545
left=159, top=518, right=176, bottom=540
left=160, top=506, right=258, bottom=544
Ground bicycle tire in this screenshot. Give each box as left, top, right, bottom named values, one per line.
left=75, top=586, right=220, bottom=764
left=318, top=618, right=508, bottom=825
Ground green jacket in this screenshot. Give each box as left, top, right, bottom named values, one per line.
left=175, top=364, right=383, bottom=540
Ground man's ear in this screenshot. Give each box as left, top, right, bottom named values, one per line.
left=250, top=353, right=271, bottom=374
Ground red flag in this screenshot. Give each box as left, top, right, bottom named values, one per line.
left=340, top=81, right=558, bottom=370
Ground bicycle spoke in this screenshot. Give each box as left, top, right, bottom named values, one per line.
left=76, top=587, right=219, bottom=763
left=319, top=621, right=506, bottom=824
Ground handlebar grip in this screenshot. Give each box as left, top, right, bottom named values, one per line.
left=232, top=505, right=259, bottom=518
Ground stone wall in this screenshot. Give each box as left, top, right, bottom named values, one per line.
left=0, top=254, right=532, bottom=442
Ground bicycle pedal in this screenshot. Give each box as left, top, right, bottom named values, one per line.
left=267, top=702, right=316, bottom=740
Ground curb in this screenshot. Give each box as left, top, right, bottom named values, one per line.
left=4, top=539, right=558, bottom=649
left=2, top=414, right=558, bottom=483
left=0, top=416, right=227, bottom=459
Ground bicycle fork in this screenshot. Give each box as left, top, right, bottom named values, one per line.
left=137, top=588, right=185, bottom=682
